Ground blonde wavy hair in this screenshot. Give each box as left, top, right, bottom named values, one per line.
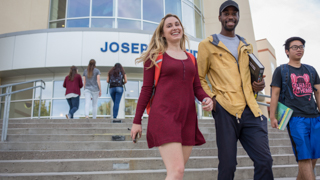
left=135, top=14, right=190, bottom=68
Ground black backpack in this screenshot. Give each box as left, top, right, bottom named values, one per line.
left=278, top=64, right=317, bottom=103
left=107, top=72, right=125, bottom=94
left=109, top=72, right=123, bottom=87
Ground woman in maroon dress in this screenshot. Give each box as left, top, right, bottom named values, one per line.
left=131, top=14, right=213, bottom=180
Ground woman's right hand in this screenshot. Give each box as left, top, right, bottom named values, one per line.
left=131, top=123, right=142, bottom=143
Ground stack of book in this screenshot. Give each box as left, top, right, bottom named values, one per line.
left=275, top=102, right=293, bottom=130
left=248, top=53, right=264, bottom=98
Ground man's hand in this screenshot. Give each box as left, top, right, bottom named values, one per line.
left=270, top=117, right=279, bottom=129
left=212, top=96, right=217, bottom=112
left=252, top=75, right=266, bottom=92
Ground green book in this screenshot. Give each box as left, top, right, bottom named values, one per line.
left=275, top=102, right=293, bottom=130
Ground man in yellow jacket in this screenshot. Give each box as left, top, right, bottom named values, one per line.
left=197, top=1, right=274, bottom=180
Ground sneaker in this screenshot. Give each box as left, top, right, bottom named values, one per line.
left=66, top=114, right=69, bottom=119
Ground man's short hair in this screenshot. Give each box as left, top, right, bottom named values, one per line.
left=284, top=37, right=306, bottom=51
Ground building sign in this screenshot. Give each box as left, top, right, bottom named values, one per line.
left=101, top=42, right=148, bottom=54
left=100, top=42, right=198, bottom=58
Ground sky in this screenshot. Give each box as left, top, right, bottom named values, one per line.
left=248, top=0, right=320, bottom=72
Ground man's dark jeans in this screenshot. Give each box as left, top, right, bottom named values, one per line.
left=212, top=102, right=274, bottom=180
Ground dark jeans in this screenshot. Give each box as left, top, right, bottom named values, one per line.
left=66, top=96, right=79, bottom=119
left=110, top=87, right=123, bottom=118
left=212, top=102, right=274, bottom=180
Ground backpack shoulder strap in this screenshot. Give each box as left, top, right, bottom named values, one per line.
left=302, top=64, right=317, bottom=91
left=146, top=53, right=163, bottom=115
left=280, top=64, right=289, bottom=89
left=186, top=52, right=197, bottom=83
left=154, top=53, right=163, bottom=87
left=280, top=64, right=294, bottom=101
left=185, top=51, right=196, bottom=65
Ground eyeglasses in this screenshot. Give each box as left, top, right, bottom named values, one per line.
left=289, top=45, right=304, bottom=51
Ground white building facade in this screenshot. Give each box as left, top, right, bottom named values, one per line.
left=0, top=0, right=208, bottom=119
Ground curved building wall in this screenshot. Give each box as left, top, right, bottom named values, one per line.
left=0, top=28, right=200, bottom=73
left=0, top=28, right=203, bottom=119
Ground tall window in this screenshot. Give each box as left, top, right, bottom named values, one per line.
left=32, top=80, right=112, bottom=119
left=49, top=0, right=66, bottom=28
left=143, top=0, right=164, bottom=22
left=118, top=0, right=141, bottom=19
left=48, top=0, right=204, bottom=39
left=165, top=0, right=182, bottom=21
left=125, top=81, right=139, bottom=116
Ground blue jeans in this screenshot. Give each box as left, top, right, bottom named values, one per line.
left=110, top=87, right=123, bottom=118
left=66, top=96, right=79, bottom=119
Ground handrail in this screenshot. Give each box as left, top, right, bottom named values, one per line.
left=256, top=93, right=271, bottom=107
left=1, top=79, right=45, bottom=141
left=0, top=85, right=45, bottom=97
left=0, top=79, right=45, bottom=88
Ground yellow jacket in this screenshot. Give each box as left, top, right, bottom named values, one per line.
left=197, top=34, right=262, bottom=118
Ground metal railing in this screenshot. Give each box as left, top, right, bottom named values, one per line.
left=256, top=94, right=271, bottom=107
left=0, top=79, right=45, bottom=141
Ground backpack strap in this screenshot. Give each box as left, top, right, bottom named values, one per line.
left=154, top=54, right=163, bottom=87
left=146, top=53, right=163, bottom=114
left=280, top=64, right=294, bottom=102
left=186, top=51, right=196, bottom=65
left=107, top=73, right=110, bottom=94
left=186, top=51, right=196, bottom=82
left=302, top=64, right=317, bottom=92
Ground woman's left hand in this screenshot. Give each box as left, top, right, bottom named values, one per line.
left=202, top=97, right=213, bottom=111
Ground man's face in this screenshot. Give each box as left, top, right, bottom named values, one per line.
left=219, top=6, right=239, bottom=32
left=286, top=40, right=305, bottom=60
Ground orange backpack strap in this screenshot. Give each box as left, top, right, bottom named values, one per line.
left=186, top=51, right=196, bottom=82
left=154, top=53, right=163, bottom=86
left=186, top=51, right=196, bottom=66
left=146, top=53, right=163, bottom=115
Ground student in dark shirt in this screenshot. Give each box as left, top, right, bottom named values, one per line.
left=107, top=63, right=127, bottom=119
left=270, top=37, right=320, bottom=180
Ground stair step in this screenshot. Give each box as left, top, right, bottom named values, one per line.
left=4, top=132, right=289, bottom=142
left=2, top=126, right=287, bottom=135
left=0, top=146, right=294, bottom=160
left=0, top=139, right=292, bottom=150
left=0, top=165, right=318, bottom=180
left=6, top=123, right=215, bottom=128
left=1, top=118, right=214, bottom=124
left=0, top=154, right=298, bottom=173
left=274, top=177, right=320, bottom=180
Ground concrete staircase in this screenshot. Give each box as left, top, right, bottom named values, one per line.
left=0, top=118, right=319, bottom=180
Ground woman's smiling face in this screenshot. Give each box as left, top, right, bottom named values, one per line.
left=162, top=16, right=183, bottom=44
